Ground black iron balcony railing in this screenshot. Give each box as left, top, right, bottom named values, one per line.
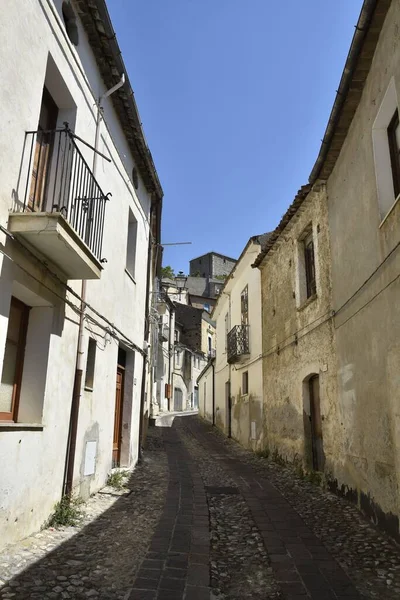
left=227, top=325, right=250, bottom=364
left=20, top=124, right=110, bottom=261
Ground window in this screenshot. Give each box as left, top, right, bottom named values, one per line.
left=242, top=371, right=249, bottom=395
left=241, top=285, right=249, bottom=326
left=62, top=2, right=79, bottom=46
left=304, top=232, right=317, bottom=299
left=126, top=209, right=138, bottom=278
left=0, top=298, right=30, bottom=421
left=372, top=78, right=400, bottom=219
left=224, top=313, right=229, bottom=352
left=388, top=109, right=400, bottom=198
left=85, top=338, right=96, bottom=390
left=176, top=350, right=181, bottom=367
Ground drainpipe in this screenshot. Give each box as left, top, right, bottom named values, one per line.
left=63, top=74, right=125, bottom=496
left=138, top=207, right=155, bottom=461
left=167, top=304, right=173, bottom=412
left=212, top=360, right=215, bottom=426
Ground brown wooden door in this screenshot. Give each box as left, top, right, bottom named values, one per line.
left=113, top=366, right=124, bottom=467
left=29, top=87, right=58, bottom=211
left=309, top=375, right=325, bottom=471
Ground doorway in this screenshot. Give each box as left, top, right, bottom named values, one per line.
left=308, top=375, right=325, bottom=471
left=29, top=87, right=58, bottom=212
left=174, top=387, right=183, bottom=412
left=113, top=350, right=126, bottom=467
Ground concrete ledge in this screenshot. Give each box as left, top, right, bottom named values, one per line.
left=151, top=410, right=198, bottom=428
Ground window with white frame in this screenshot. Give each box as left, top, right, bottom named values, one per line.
left=372, top=77, right=400, bottom=219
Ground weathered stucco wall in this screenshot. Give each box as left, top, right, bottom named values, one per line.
left=213, top=239, right=264, bottom=449
left=325, top=0, right=400, bottom=538
left=198, top=362, right=214, bottom=423
left=259, top=187, right=339, bottom=469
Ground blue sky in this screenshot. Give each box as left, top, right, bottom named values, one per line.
left=108, top=1, right=363, bottom=273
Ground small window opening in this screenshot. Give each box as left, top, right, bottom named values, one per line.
left=62, top=2, right=79, bottom=46
left=242, top=371, right=249, bottom=395
left=304, top=232, right=316, bottom=299
left=126, top=209, right=138, bottom=278
left=85, top=338, right=96, bottom=390
left=387, top=109, right=400, bottom=199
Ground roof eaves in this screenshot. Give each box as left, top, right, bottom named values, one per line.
left=75, top=0, right=163, bottom=201
left=252, top=185, right=311, bottom=268
left=309, top=0, right=391, bottom=183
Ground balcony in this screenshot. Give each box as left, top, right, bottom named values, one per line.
left=159, top=324, right=170, bottom=342
left=227, top=325, right=250, bottom=364
left=8, top=125, right=110, bottom=280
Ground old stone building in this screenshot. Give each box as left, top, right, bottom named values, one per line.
left=254, top=187, right=337, bottom=473
left=307, top=0, right=400, bottom=539
left=254, top=0, right=400, bottom=541
left=190, top=251, right=236, bottom=280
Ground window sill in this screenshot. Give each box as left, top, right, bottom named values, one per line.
left=297, top=293, right=317, bottom=312
left=0, top=423, right=44, bottom=431
left=84, top=386, right=94, bottom=392
left=379, top=193, right=400, bottom=228
left=125, top=269, right=136, bottom=284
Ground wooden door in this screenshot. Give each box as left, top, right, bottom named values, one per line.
left=309, top=375, right=324, bottom=471
left=29, top=87, right=58, bottom=211
left=113, top=366, right=124, bottom=467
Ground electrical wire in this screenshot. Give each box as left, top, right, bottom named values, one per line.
left=0, top=231, right=144, bottom=356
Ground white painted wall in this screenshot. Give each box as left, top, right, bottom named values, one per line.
left=212, top=239, right=264, bottom=448
left=0, top=0, right=155, bottom=548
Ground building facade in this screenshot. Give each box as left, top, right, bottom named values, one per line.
left=189, top=252, right=236, bottom=280
left=307, top=0, right=400, bottom=539
left=0, top=0, right=162, bottom=548
left=199, top=235, right=267, bottom=449
left=254, top=187, right=337, bottom=472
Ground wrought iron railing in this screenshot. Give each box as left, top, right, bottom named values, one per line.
left=20, top=124, right=109, bottom=261
left=227, top=325, right=249, bottom=363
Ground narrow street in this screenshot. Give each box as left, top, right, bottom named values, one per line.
left=1, top=416, right=400, bottom=600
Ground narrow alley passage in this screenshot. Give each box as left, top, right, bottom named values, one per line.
left=1, top=416, right=400, bottom=600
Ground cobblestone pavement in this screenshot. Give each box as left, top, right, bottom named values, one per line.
left=176, top=417, right=400, bottom=600
left=0, top=427, right=168, bottom=600
left=2, top=417, right=400, bottom=600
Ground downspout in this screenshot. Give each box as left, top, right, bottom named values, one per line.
left=167, top=304, right=173, bottom=412
left=212, top=360, right=215, bottom=426
left=63, top=74, right=125, bottom=496
left=138, top=207, right=155, bottom=460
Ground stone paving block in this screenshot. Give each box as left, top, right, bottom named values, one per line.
left=157, top=590, right=184, bottom=600
left=133, top=577, right=159, bottom=590
left=142, top=559, right=165, bottom=570
left=187, top=564, right=210, bottom=587
left=189, top=553, right=209, bottom=565
left=164, top=568, right=187, bottom=579
left=129, top=590, right=156, bottom=600
left=138, top=568, right=163, bottom=580
left=160, top=577, right=186, bottom=591
left=184, top=585, right=211, bottom=599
